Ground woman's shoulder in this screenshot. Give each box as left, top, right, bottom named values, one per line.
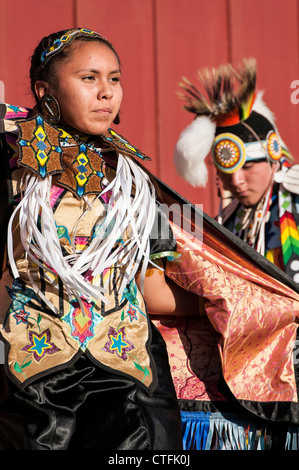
left=101, top=129, right=151, bottom=162
left=0, top=103, right=31, bottom=177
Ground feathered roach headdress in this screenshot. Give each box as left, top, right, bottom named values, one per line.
left=174, top=58, right=291, bottom=187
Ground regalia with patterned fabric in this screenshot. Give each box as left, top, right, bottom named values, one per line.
left=2, top=101, right=299, bottom=449
left=0, top=102, right=171, bottom=391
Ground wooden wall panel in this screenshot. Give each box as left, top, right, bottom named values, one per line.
left=154, top=0, right=230, bottom=215
left=0, top=0, right=76, bottom=107
left=229, top=0, right=299, bottom=167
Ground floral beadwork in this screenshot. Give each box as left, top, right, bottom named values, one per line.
left=121, top=280, right=146, bottom=315
left=14, top=328, right=61, bottom=379
left=62, top=298, right=103, bottom=350
left=102, top=320, right=150, bottom=383
left=103, top=325, right=135, bottom=360
left=4, top=279, right=42, bottom=328
left=21, top=328, right=61, bottom=363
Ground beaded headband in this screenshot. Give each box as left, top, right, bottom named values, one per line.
left=40, top=28, right=108, bottom=66
left=212, top=111, right=282, bottom=174
left=212, top=130, right=282, bottom=174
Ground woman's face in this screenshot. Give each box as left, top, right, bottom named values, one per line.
left=37, top=41, right=123, bottom=135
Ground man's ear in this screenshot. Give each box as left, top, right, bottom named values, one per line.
left=34, top=81, right=50, bottom=100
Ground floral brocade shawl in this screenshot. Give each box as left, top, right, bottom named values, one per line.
left=152, top=184, right=299, bottom=425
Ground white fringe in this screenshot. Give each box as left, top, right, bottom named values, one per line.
left=7, top=153, right=156, bottom=314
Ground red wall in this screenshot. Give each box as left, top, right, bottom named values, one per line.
left=1, top=0, right=299, bottom=216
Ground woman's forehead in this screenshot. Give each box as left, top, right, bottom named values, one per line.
left=55, top=41, right=121, bottom=72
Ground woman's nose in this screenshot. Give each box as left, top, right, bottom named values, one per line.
left=98, top=81, right=113, bottom=100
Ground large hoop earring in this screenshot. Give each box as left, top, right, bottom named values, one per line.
left=113, top=113, right=120, bottom=125
left=39, top=94, right=61, bottom=124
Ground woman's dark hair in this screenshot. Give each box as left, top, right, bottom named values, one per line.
left=29, top=29, right=121, bottom=104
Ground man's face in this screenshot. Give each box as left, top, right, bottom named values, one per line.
left=218, top=161, right=277, bottom=207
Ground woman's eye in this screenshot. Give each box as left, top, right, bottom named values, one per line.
left=83, top=76, right=95, bottom=81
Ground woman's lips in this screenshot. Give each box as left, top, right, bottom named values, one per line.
left=93, top=108, right=112, bottom=115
